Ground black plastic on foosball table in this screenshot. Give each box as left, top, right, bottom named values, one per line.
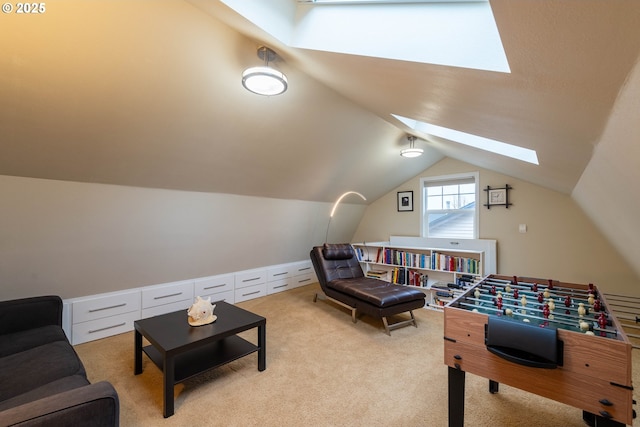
left=582, top=410, right=626, bottom=427
left=485, top=316, right=563, bottom=368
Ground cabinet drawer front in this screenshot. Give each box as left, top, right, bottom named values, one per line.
left=235, top=283, right=267, bottom=303
left=73, top=291, right=140, bottom=324
left=292, top=261, right=313, bottom=276
left=267, top=278, right=292, bottom=295
left=200, top=289, right=235, bottom=305
left=72, top=311, right=139, bottom=345
left=142, top=280, right=194, bottom=309
left=293, top=273, right=313, bottom=288
left=267, top=266, right=291, bottom=281
left=141, top=299, right=192, bottom=319
left=235, top=269, right=266, bottom=289
left=194, top=274, right=234, bottom=295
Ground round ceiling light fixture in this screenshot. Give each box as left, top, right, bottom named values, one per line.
left=242, top=46, right=288, bottom=96
left=400, top=135, right=423, bottom=158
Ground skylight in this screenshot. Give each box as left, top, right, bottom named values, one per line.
left=302, top=0, right=485, bottom=3
left=221, top=0, right=510, bottom=73
left=393, top=114, right=539, bottom=165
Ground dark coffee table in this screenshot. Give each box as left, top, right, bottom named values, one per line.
left=134, top=301, right=266, bottom=417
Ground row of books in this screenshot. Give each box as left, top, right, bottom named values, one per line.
left=389, top=267, right=429, bottom=287
left=368, top=248, right=480, bottom=275
left=433, top=253, right=481, bottom=275
left=365, top=267, right=428, bottom=287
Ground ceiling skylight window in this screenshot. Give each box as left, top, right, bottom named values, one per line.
left=302, top=0, right=485, bottom=3
left=221, top=0, right=510, bottom=73
left=393, top=114, right=539, bottom=165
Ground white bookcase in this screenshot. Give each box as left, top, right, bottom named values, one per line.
left=352, top=236, right=496, bottom=310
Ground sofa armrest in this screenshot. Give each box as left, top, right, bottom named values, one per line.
left=0, top=296, right=62, bottom=335
left=0, top=381, right=119, bottom=427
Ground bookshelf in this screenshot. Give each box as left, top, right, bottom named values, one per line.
left=352, top=236, right=497, bottom=310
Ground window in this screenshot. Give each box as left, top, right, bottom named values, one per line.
left=421, top=173, right=478, bottom=239
left=224, top=0, right=509, bottom=73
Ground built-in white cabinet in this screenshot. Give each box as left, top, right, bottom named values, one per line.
left=71, top=290, right=140, bottom=345
left=234, top=268, right=268, bottom=303
left=141, top=280, right=194, bottom=319
left=195, top=274, right=234, bottom=303
left=291, top=261, right=314, bottom=289
left=64, top=259, right=316, bottom=344
left=267, top=265, right=292, bottom=295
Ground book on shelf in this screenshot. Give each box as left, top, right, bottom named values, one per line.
left=432, top=252, right=480, bottom=275
left=366, top=269, right=387, bottom=279
left=370, top=247, right=479, bottom=275
left=374, top=247, right=432, bottom=269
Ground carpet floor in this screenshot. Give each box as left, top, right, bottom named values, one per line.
left=74, top=283, right=640, bottom=427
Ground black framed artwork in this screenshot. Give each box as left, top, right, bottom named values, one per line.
left=397, top=191, right=413, bottom=212
left=483, top=184, right=513, bottom=209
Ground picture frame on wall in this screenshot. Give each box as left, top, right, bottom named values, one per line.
left=483, top=184, right=512, bottom=209
left=488, top=188, right=506, bottom=205
left=397, top=191, right=413, bottom=212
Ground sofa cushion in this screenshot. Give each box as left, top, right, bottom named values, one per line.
left=0, top=341, right=86, bottom=402
left=322, top=243, right=354, bottom=260
left=0, top=374, right=89, bottom=412
left=0, top=296, right=62, bottom=336
left=327, top=277, right=425, bottom=308
left=0, top=325, right=68, bottom=358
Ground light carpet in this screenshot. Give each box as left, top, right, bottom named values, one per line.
left=74, top=283, right=640, bottom=427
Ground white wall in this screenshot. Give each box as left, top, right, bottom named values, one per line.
left=353, top=158, right=639, bottom=294
left=0, top=176, right=365, bottom=300
left=573, top=55, right=640, bottom=281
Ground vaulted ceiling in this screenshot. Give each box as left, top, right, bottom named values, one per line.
left=2, top=0, right=640, bottom=204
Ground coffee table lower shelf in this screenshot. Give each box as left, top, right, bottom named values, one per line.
left=142, top=336, right=259, bottom=383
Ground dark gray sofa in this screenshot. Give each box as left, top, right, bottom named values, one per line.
left=310, top=244, right=426, bottom=335
left=0, top=296, right=119, bottom=426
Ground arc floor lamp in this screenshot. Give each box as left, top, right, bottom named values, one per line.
left=324, top=191, right=367, bottom=243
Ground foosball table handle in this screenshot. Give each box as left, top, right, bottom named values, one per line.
left=598, top=399, right=613, bottom=406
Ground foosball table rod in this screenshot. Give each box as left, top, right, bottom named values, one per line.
left=462, top=295, right=611, bottom=325
left=485, top=276, right=600, bottom=295
left=456, top=301, right=617, bottom=335
left=481, top=278, right=598, bottom=300
left=467, top=291, right=611, bottom=321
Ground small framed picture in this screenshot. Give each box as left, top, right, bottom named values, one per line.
left=397, top=191, right=413, bottom=212
left=488, top=188, right=506, bottom=205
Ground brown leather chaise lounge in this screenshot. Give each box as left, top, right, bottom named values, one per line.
left=310, top=243, right=426, bottom=335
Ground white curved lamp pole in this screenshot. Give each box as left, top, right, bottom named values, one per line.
left=325, top=191, right=367, bottom=243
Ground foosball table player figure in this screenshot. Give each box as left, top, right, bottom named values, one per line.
left=444, top=275, right=635, bottom=427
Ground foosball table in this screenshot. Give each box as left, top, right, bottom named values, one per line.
left=444, top=274, right=634, bottom=427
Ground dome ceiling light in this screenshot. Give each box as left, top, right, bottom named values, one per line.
left=400, top=135, right=423, bottom=158
left=242, top=46, right=288, bottom=96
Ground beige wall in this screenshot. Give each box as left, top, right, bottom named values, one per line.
left=353, top=157, right=639, bottom=294
left=573, top=55, right=640, bottom=281
left=0, top=175, right=365, bottom=300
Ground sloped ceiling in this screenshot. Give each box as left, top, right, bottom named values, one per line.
left=1, top=0, right=640, bottom=204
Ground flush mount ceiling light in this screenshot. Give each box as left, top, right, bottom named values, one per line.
left=400, top=135, right=423, bottom=158
left=242, top=46, right=288, bottom=96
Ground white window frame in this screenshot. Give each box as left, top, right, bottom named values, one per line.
left=420, top=172, right=479, bottom=239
